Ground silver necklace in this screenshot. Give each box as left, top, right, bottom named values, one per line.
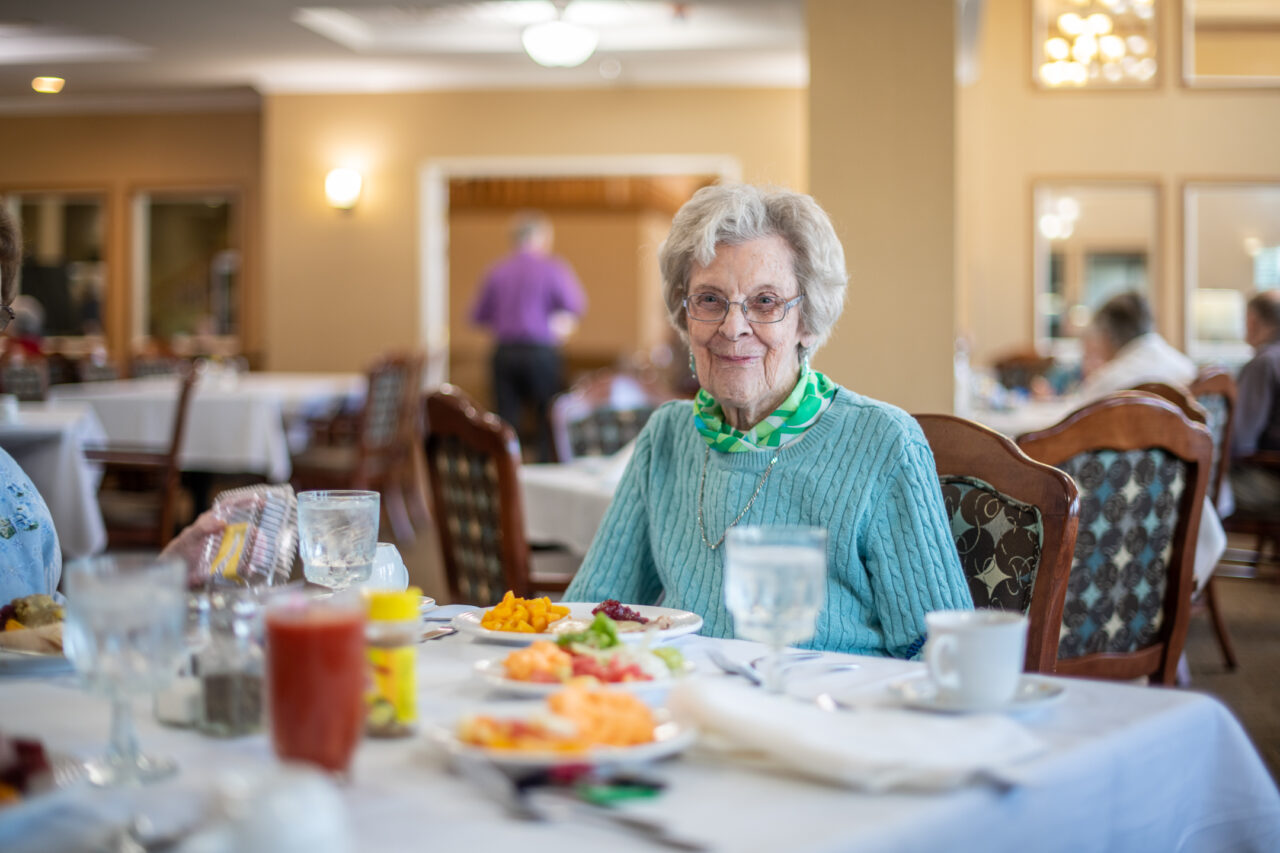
left=696, top=445, right=780, bottom=550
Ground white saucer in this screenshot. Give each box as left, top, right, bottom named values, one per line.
left=889, top=675, right=1065, bottom=714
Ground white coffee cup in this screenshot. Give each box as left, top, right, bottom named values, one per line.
left=0, top=394, right=17, bottom=424
left=923, top=609, right=1028, bottom=710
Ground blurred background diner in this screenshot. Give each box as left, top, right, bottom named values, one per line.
left=1, top=0, right=1279, bottom=821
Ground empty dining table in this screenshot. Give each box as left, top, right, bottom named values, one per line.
left=0, top=402, right=106, bottom=559
left=519, top=446, right=632, bottom=555
left=48, top=372, right=364, bottom=483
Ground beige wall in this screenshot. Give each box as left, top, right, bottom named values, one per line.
left=809, top=0, right=958, bottom=413
left=959, top=0, right=1280, bottom=369
left=0, top=111, right=261, bottom=360
left=261, top=89, right=805, bottom=373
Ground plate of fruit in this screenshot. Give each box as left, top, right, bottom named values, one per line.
left=0, top=595, right=70, bottom=673
left=452, top=594, right=703, bottom=646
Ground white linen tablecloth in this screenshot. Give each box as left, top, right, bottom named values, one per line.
left=2, top=634, right=1277, bottom=853
left=0, top=403, right=106, bottom=558
left=48, top=373, right=363, bottom=482
left=519, top=454, right=629, bottom=555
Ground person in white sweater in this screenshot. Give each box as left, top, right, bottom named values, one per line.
left=1075, top=291, right=1196, bottom=400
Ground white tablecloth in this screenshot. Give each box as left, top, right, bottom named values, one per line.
left=971, top=403, right=1228, bottom=589
left=1, top=635, right=1277, bottom=852
left=0, top=403, right=106, bottom=559
left=519, top=454, right=629, bottom=555
left=48, top=373, right=363, bottom=482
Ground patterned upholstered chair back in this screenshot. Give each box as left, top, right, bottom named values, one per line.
left=130, top=356, right=182, bottom=378
left=549, top=370, right=672, bottom=462
left=78, top=359, right=120, bottom=383
left=915, top=415, right=1079, bottom=673
left=1016, top=392, right=1213, bottom=684
left=360, top=356, right=417, bottom=452
left=1188, top=368, right=1237, bottom=513
left=425, top=385, right=534, bottom=605
left=0, top=360, right=49, bottom=401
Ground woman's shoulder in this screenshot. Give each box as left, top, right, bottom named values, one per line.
left=826, top=387, right=929, bottom=449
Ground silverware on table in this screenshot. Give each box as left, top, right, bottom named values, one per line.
left=448, top=747, right=707, bottom=850
left=419, top=626, right=456, bottom=642
left=707, top=649, right=762, bottom=686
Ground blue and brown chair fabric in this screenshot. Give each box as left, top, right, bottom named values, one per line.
left=291, top=350, right=427, bottom=543
left=1133, top=376, right=1240, bottom=670
left=425, top=384, right=571, bottom=605
left=1016, top=392, right=1213, bottom=685
left=549, top=369, right=673, bottom=463
left=914, top=414, right=1079, bottom=674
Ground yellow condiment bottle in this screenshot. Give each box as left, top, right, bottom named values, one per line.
left=364, top=587, right=422, bottom=738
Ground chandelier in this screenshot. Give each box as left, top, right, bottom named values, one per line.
left=1036, top=0, right=1157, bottom=88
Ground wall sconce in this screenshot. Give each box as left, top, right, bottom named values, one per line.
left=32, top=76, right=65, bottom=94
left=325, top=168, right=362, bottom=210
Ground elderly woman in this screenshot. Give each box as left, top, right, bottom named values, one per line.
left=565, top=184, right=972, bottom=656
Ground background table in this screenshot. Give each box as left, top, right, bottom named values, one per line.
left=0, top=403, right=106, bottom=558
left=49, top=373, right=363, bottom=482
left=519, top=455, right=626, bottom=555
left=3, top=634, right=1277, bottom=853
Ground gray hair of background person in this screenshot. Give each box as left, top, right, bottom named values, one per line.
left=1092, top=291, right=1153, bottom=350
left=509, top=211, right=551, bottom=248
left=1248, top=290, right=1280, bottom=333
left=0, top=205, right=19, bottom=306
left=658, top=183, right=848, bottom=359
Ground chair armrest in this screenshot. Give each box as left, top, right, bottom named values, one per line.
left=83, top=447, right=171, bottom=468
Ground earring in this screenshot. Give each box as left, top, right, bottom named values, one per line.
left=689, top=351, right=698, bottom=380
left=801, top=350, right=811, bottom=372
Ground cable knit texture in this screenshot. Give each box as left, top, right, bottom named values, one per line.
left=565, top=389, right=974, bottom=657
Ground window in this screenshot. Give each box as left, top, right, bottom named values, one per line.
left=1183, top=0, right=1280, bottom=88
left=1034, top=0, right=1159, bottom=89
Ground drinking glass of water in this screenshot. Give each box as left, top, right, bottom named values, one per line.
left=724, top=525, right=827, bottom=694
left=298, top=490, right=380, bottom=590
left=63, top=554, right=187, bottom=785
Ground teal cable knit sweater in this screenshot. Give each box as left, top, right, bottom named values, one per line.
left=564, top=388, right=973, bottom=657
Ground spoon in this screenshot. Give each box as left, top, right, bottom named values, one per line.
left=707, top=650, right=762, bottom=686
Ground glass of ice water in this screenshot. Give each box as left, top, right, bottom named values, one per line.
left=63, top=553, right=187, bottom=785
left=724, top=526, right=827, bottom=694
left=298, top=490, right=380, bottom=591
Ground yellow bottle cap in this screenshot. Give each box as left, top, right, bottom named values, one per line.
left=366, top=587, right=423, bottom=622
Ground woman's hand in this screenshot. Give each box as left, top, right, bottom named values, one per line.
left=161, top=511, right=227, bottom=588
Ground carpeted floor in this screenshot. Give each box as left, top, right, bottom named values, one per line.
left=1184, top=573, right=1280, bottom=785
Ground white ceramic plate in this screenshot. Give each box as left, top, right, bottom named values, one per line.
left=433, top=711, right=696, bottom=770
left=0, top=647, right=72, bottom=675
left=888, top=675, right=1066, bottom=714
left=452, top=603, right=703, bottom=646
left=472, top=656, right=694, bottom=697
left=419, top=595, right=438, bottom=615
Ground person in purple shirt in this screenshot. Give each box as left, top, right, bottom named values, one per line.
left=471, top=212, right=586, bottom=462
left=1230, top=290, right=1280, bottom=515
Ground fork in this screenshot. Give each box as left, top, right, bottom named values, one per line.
left=707, top=649, right=762, bottom=685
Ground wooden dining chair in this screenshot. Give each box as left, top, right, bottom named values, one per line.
left=425, top=384, right=573, bottom=606
left=291, top=350, right=428, bottom=543
left=914, top=414, right=1079, bottom=673
left=84, top=366, right=198, bottom=550
left=1135, top=374, right=1240, bottom=669
left=548, top=369, right=672, bottom=463
left=1016, top=392, right=1213, bottom=685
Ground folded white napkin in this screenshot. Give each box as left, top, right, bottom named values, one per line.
left=667, top=679, right=1045, bottom=792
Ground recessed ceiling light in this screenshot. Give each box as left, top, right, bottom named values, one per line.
left=32, top=76, right=65, bottom=94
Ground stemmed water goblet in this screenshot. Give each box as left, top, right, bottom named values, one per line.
left=297, top=490, right=380, bottom=591
left=723, top=525, right=827, bottom=694
left=63, top=553, right=188, bottom=785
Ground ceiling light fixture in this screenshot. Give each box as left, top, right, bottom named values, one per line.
left=32, top=76, right=65, bottom=94
left=522, top=2, right=598, bottom=68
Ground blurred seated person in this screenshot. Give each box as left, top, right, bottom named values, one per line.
left=1229, top=291, right=1280, bottom=515
left=1074, top=292, right=1195, bottom=400
left=2, top=295, right=45, bottom=359
left=564, top=184, right=972, bottom=657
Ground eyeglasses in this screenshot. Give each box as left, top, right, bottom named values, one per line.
left=683, top=293, right=803, bottom=325
left=0, top=305, right=13, bottom=334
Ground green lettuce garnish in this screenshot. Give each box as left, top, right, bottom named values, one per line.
left=555, top=611, right=620, bottom=650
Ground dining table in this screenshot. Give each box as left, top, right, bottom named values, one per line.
left=0, top=402, right=107, bottom=559
left=519, top=448, right=632, bottom=555
left=47, top=372, right=364, bottom=483
left=2, top=626, right=1278, bottom=853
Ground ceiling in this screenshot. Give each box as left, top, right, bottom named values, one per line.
left=0, top=0, right=807, bottom=114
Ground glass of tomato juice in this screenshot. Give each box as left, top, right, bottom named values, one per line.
left=265, top=592, right=366, bottom=777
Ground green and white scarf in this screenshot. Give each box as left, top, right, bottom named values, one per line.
left=693, top=364, right=837, bottom=453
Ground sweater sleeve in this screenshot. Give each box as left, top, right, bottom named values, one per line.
left=564, top=428, right=663, bottom=605
left=862, top=439, right=973, bottom=658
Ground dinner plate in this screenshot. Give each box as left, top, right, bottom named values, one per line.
left=419, top=595, right=438, bottom=615
left=432, top=711, right=696, bottom=770
left=452, top=603, right=703, bottom=646
left=0, top=647, right=72, bottom=675
left=888, top=675, right=1065, bottom=714
left=472, top=656, right=694, bottom=697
